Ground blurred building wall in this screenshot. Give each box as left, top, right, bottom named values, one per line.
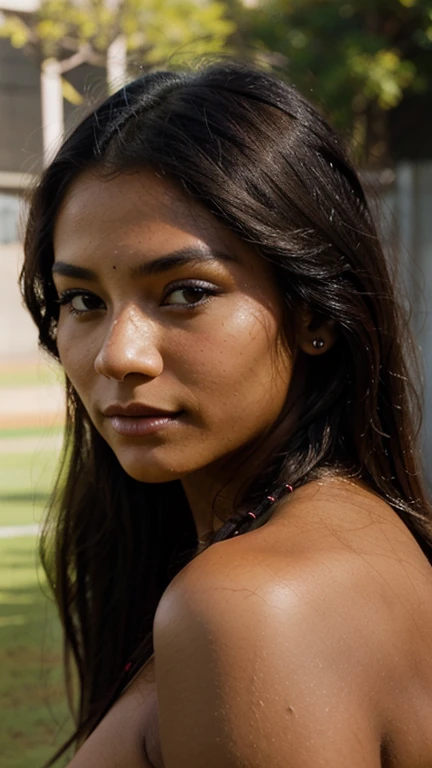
left=393, top=163, right=432, bottom=477
left=0, top=39, right=42, bottom=174
left=0, top=37, right=105, bottom=240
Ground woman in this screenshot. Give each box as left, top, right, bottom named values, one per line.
left=23, top=61, right=432, bottom=767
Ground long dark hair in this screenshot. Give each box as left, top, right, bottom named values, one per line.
left=21, top=61, right=432, bottom=763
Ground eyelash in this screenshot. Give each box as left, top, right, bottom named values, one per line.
left=55, top=280, right=220, bottom=317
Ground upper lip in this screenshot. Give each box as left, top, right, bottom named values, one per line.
left=102, top=403, right=181, bottom=418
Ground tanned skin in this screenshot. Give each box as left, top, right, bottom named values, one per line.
left=53, top=171, right=432, bottom=768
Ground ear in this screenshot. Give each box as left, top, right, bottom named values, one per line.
left=296, top=309, right=338, bottom=356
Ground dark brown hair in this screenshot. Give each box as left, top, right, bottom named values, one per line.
left=21, top=61, right=432, bottom=764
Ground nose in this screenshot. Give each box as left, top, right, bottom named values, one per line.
left=94, top=305, right=164, bottom=381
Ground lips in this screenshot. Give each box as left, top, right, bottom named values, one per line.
left=101, top=403, right=184, bottom=437
left=102, top=403, right=182, bottom=418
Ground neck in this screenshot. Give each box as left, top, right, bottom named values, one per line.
left=180, top=426, right=286, bottom=541
left=181, top=460, right=251, bottom=542
left=182, top=364, right=308, bottom=542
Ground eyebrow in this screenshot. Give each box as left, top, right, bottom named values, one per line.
left=52, top=246, right=238, bottom=280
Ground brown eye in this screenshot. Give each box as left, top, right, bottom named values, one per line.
left=70, top=294, right=103, bottom=312
left=57, top=290, right=105, bottom=315
left=163, top=281, right=219, bottom=308
left=165, top=287, right=207, bottom=305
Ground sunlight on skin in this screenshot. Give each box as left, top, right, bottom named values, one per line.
left=53, top=169, right=298, bottom=540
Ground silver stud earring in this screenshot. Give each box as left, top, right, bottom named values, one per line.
left=312, top=338, right=325, bottom=349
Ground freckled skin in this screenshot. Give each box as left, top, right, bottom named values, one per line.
left=53, top=169, right=293, bottom=521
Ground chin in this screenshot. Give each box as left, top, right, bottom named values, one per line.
left=105, top=431, right=243, bottom=485
left=115, top=453, right=184, bottom=483
left=111, top=442, right=222, bottom=485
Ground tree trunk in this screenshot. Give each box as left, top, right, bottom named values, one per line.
left=40, top=58, right=64, bottom=166
left=107, top=35, right=127, bottom=94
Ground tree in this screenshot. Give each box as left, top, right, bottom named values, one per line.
left=234, top=0, right=432, bottom=167
left=0, top=0, right=235, bottom=163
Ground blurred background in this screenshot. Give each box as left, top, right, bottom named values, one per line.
left=0, top=1, right=431, bottom=765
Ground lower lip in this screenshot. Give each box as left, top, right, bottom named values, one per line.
left=107, top=413, right=182, bottom=436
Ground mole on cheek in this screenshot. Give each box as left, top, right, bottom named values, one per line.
left=112, top=265, right=117, bottom=270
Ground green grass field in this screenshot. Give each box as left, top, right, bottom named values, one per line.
left=0, top=362, right=63, bottom=390
left=0, top=441, right=62, bottom=528
left=0, top=430, right=64, bottom=529
left=0, top=426, right=73, bottom=768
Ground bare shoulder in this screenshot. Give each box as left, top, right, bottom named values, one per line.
left=155, top=544, right=381, bottom=767
left=154, top=480, right=432, bottom=767
left=158, top=477, right=432, bottom=649
left=155, top=522, right=375, bottom=694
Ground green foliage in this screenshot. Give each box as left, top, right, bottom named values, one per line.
left=237, top=0, right=432, bottom=163
left=0, top=15, right=29, bottom=48
left=349, top=49, right=416, bottom=108
left=0, top=0, right=235, bottom=64
left=123, top=0, right=235, bottom=61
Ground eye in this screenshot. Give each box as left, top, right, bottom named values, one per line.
left=162, top=281, right=219, bottom=308
left=57, top=289, right=105, bottom=316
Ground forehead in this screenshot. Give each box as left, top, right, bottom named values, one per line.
left=52, top=168, right=283, bottom=313
left=54, top=168, right=232, bottom=255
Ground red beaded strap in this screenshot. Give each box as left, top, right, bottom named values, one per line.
left=233, top=482, right=294, bottom=537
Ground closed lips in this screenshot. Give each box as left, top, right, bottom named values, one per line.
left=102, top=404, right=183, bottom=418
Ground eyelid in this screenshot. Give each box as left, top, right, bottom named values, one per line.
left=162, top=278, right=220, bottom=297
left=55, top=287, right=103, bottom=303
left=161, top=279, right=222, bottom=309
left=55, top=288, right=105, bottom=317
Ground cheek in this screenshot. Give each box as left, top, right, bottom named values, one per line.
left=56, top=325, right=95, bottom=398
left=174, top=304, right=292, bottom=418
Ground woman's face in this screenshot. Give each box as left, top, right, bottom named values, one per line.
left=53, top=169, right=293, bottom=483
